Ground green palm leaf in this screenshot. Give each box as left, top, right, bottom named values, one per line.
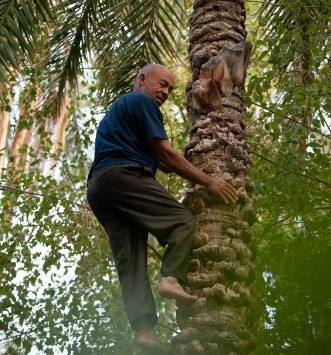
left=1, top=0, right=188, bottom=110
left=94, top=0, right=188, bottom=107
left=0, top=0, right=53, bottom=81
left=47, top=0, right=101, bottom=105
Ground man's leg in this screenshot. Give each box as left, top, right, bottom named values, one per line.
left=105, top=212, right=159, bottom=330
left=90, top=165, right=197, bottom=304
left=101, top=210, right=168, bottom=353
left=87, top=184, right=168, bottom=353
left=87, top=186, right=158, bottom=331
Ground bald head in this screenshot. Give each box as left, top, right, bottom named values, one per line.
left=133, top=64, right=175, bottom=106
left=134, top=64, right=172, bottom=89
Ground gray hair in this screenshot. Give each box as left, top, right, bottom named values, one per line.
left=133, top=64, right=170, bottom=90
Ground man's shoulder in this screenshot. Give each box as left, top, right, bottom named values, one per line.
left=119, top=91, right=159, bottom=109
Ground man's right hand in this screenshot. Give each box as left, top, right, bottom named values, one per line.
left=206, top=176, right=238, bottom=204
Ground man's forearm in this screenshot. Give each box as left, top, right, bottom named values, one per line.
left=149, top=138, right=237, bottom=204
left=159, top=148, right=213, bottom=189
left=158, top=161, right=173, bottom=174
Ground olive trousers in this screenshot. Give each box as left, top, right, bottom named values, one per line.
left=86, top=164, right=195, bottom=330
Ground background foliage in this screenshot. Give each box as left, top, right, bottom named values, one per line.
left=246, top=1, right=331, bottom=353
left=0, top=0, right=330, bottom=354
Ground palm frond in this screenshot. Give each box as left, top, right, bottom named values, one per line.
left=258, top=0, right=331, bottom=73
left=47, top=0, right=101, bottom=107
left=1, top=0, right=188, bottom=110
left=94, top=0, right=188, bottom=107
left=0, top=0, right=53, bottom=81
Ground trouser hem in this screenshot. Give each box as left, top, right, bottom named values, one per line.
left=131, top=312, right=158, bottom=331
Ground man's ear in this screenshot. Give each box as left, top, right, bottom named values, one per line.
left=139, top=73, right=146, bottom=86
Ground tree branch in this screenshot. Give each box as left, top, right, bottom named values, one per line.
left=251, top=150, right=331, bottom=187
left=0, top=184, right=45, bottom=197
left=250, top=102, right=331, bottom=140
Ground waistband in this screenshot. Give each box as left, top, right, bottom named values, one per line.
left=87, top=164, right=154, bottom=187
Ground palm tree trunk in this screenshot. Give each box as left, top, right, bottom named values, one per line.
left=174, top=1, right=256, bottom=354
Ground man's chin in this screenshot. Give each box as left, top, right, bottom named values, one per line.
left=156, top=98, right=164, bottom=106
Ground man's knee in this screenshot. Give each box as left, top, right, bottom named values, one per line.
left=180, top=211, right=196, bottom=245
left=183, top=209, right=196, bottom=230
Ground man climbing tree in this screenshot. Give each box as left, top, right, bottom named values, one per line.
left=86, top=63, right=238, bottom=353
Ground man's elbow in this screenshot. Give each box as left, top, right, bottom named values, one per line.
left=158, top=161, right=173, bottom=174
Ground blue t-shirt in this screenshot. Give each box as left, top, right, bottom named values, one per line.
left=88, top=92, right=168, bottom=180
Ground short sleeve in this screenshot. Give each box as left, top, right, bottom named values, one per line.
left=134, top=98, right=168, bottom=141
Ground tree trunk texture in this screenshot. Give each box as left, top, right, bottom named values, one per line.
left=174, top=1, right=256, bottom=354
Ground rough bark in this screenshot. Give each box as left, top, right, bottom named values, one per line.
left=174, top=1, right=256, bottom=354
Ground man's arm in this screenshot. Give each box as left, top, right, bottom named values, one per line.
left=158, top=160, right=173, bottom=174
left=149, top=138, right=238, bottom=204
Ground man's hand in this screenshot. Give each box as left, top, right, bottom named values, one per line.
left=206, top=176, right=238, bottom=204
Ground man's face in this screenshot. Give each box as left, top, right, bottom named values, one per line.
left=139, top=67, right=175, bottom=106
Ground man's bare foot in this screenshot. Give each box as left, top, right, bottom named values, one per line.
left=159, top=276, right=198, bottom=306
left=138, top=328, right=168, bottom=354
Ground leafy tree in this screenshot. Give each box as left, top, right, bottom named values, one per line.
left=246, top=1, right=331, bottom=353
